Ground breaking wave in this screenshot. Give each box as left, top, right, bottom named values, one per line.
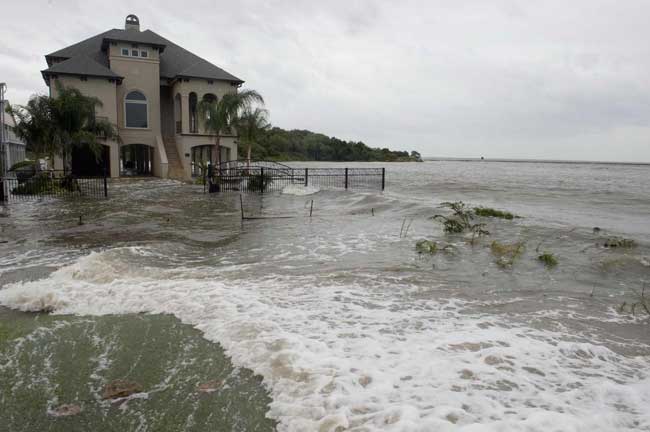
left=2, top=247, right=649, bottom=431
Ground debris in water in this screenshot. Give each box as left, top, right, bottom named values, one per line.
left=48, top=404, right=82, bottom=417
left=197, top=380, right=223, bottom=393
left=101, top=380, right=144, bottom=400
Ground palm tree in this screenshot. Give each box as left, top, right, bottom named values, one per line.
left=237, top=107, right=271, bottom=167
left=198, top=89, right=264, bottom=169
left=8, top=82, right=119, bottom=170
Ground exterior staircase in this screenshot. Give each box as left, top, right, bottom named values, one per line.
left=162, top=136, right=185, bottom=180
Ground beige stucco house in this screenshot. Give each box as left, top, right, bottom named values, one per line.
left=42, top=14, right=243, bottom=180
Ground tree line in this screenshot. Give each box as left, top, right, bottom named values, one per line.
left=240, top=127, right=422, bottom=162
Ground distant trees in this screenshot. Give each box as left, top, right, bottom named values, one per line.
left=239, top=127, right=421, bottom=162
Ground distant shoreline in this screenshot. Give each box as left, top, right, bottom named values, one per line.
left=423, top=157, right=650, bottom=167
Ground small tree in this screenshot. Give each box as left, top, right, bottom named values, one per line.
left=199, top=89, right=264, bottom=169
left=8, top=82, right=118, bottom=170
left=237, top=107, right=271, bottom=166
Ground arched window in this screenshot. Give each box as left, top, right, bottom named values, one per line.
left=174, top=93, right=182, bottom=133
left=189, top=92, right=198, bottom=133
left=125, top=91, right=148, bottom=128
left=202, top=94, right=217, bottom=120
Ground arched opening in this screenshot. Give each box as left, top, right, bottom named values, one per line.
left=189, top=92, right=198, bottom=133
left=120, top=144, right=153, bottom=176
left=191, top=145, right=213, bottom=177
left=202, top=93, right=217, bottom=119
left=71, top=144, right=110, bottom=177
left=125, top=91, right=148, bottom=128
left=174, top=93, right=182, bottom=133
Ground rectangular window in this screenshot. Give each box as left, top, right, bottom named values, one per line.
left=125, top=103, right=148, bottom=128
left=131, top=49, right=139, bottom=57
left=140, top=50, right=148, bottom=58
left=121, top=48, right=129, bottom=56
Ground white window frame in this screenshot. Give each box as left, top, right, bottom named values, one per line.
left=131, top=49, right=139, bottom=57
left=140, top=50, right=148, bottom=58
left=124, top=91, right=149, bottom=129
left=121, top=48, right=129, bottom=56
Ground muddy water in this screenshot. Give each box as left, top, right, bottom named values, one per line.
left=1, top=161, right=649, bottom=431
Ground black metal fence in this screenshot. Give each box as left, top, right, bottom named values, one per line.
left=209, top=164, right=385, bottom=193
left=0, top=171, right=108, bottom=202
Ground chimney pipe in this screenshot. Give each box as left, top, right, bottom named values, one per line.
left=125, top=14, right=140, bottom=31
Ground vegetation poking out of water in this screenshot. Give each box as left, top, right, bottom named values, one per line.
left=491, top=240, right=526, bottom=268
left=432, top=201, right=489, bottom=243
left=618, top=284, right=650, bottom=316
left=538, top=252, right=558, bottom=268
left=416, top=240, right=438, bottom=254
left=602, top=237, right=637, bottom=248
left=474, top=207, right=517, bottom=220
left=400, top=218, right=414, bottom=238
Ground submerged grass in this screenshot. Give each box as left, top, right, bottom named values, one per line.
left=491, top=240, right=525, bottom=268
left=474, top=207, right=517, bottom=220
left=538, top=252, right=558, bottom=268
left=415, top=240, right=437, bottom=254
left=602, top=237, right=637, bottom=249
left=619, top=283, right=650, bottom=316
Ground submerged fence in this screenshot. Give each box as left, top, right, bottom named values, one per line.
left=210, top=162, right=385, bottom=193
left=0, top=170, right=108, bottom=202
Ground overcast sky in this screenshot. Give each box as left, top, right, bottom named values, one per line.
left=2, top=0, right=649, bottom=162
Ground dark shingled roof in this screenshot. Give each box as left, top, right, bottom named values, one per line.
left=44, top=28, right=244, bottom=84
left=42, top=55, right=122, bottom=80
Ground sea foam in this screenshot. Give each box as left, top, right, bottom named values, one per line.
left=1, top=247, right=649, bottom=431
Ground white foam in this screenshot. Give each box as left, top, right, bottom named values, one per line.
left=1, top=247, right=649, bottom=431
left=281, top=184, right=320, bottom=196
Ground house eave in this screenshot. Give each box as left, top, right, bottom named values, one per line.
left=41, top=70, right=124, bottom=86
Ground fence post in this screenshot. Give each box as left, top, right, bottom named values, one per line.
left=305, top=168, right=308, bottom=187
left=0, top=179, right=5, bottom=202
left=103, top=171, right=108, bottom=198
left=381, top=168, right=385, bottom=191
left=260, top=167, right=264, bottom=194
left=345, top=168, right=348, bottom=189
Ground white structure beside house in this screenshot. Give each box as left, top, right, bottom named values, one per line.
left=41, top=14, right=243, bottom=180
left=0, top=98, right=27, bottom=177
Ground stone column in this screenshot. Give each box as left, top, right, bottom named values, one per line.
left=181, top=94, right=190, bottom=135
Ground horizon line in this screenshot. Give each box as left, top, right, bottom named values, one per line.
left=421, top=157, right=650, bottom=166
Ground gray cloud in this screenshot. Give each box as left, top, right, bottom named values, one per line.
left=2, top=0, right=649, bottom=162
